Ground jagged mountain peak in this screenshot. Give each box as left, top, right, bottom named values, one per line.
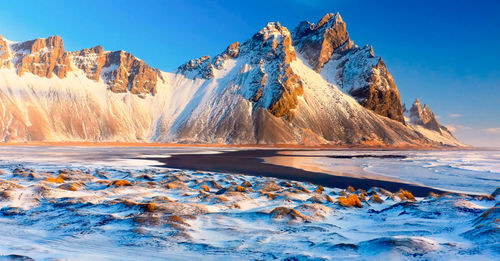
left=409, top=98, right=443, bottom=134
left=0, top=34, right=159, bottom=95
left=12, top=35, right=65, bottom=53
left=315, top=12, right=344, bottom=29
left=293, top=13, right=404, bottom=123
left=292, top=12, right=350, bottom=72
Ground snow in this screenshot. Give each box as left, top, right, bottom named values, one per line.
left=0, top=32, right=462, bottom=145
left=0, top=146, right=497, bottom=260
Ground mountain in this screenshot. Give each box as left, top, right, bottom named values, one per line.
left=408, top=98, right=460, bottom=146
left=0, top=14, right=462, bottom=146
left=292, top=13, right=405, bottom=123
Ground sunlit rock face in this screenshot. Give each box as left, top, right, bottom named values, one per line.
left=293, top=13, right=405, bottom=123
left=0, top=36, right=11, bottom=68
left=0, top=35, right=159, bottom=95
left=13, top=36, right=71, bottom=78
left=409, top=98, right=453, bottom=136
left=70, top=45, right=159, bottom=95
left=177, top=22, right=303, bottom=120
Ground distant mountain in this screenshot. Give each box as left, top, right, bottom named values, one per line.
left=0, top=13, right=462, bottom=146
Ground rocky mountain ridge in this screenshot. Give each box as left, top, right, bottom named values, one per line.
left=0, top=35, right=159, bottom=95
left=0, top=14, right=462, bottom=146
left=409, top=98, right=453, bottom=136
left=293, top=13, right=405, bottom=123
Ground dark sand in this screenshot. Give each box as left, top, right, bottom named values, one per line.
left=152, top=149, right=446, bottom=197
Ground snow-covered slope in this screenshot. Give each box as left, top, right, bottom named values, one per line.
left=0, top=16, right=462, bottom=146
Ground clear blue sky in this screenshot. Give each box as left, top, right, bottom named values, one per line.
left=0, top=0, right=499, bottom=146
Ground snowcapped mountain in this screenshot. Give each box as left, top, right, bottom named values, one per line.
left=0, top=13, right=462, bottom=146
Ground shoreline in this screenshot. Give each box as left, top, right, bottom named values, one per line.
left=150, top=149, right=449, bottom=197
left=0, top=141, right=480, bottom=151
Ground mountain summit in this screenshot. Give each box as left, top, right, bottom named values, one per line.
left=293, top=13, right=405, bottom=123
left=0, top=14, right=462, bottom=146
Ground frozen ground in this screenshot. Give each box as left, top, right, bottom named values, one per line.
left=0, top=146, right=498, bottom=260
left=277, top=149, right=500, bottom=195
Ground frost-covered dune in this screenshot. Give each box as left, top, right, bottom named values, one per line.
left=0, top=149, right=497, bottom=260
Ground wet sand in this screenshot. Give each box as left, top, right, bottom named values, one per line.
left=152, top=149, right=447, bottom=197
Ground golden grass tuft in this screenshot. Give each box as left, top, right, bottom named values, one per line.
left=201, top=184, right=210, bottom=192
left=338, top=194, right=362, bottom=208
left=396, top=189, right=416, bottom=201
left=109, top=180, right=132, bottom=187
left=45, top=174, right=65, bottom=184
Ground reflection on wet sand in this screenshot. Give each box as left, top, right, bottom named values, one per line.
left=263, top=154, right=402, bottom=183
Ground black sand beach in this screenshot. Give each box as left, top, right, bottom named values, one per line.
left=152, top=149, right=446, bottom=197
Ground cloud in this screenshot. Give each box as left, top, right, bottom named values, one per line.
left=484, top=128, right=500, bottom=134
left=446, top=124, right=471, bottom=132
left=448, top=113, right=462, bottom=118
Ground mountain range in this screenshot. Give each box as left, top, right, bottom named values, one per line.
left=0, top=13, right=462, bottom=146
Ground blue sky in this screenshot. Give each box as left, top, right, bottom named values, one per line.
left=0, top=0, right=499, bottom=146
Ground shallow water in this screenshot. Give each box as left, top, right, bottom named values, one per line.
left=291, top=149, right=500, bottom=195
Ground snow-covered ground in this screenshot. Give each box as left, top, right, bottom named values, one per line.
left=0, top=146, right=498, bottom=260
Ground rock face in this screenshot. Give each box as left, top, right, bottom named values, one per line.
left=0, top=36, right=159, bottom=95
left=409, top=98, right=450, bottom=135
left=70, top=46, right=106, bottom=81
left=0, top=36, right=11, bottom=68
left=178, top=22, right=303, bottom=120
left=293, top=13, right=350, bottom=72
left=101, top=51, right=159, bottom=95
left=13, top=36, right=70, bottom=78
left=293, top=13, right=405, bottom=123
